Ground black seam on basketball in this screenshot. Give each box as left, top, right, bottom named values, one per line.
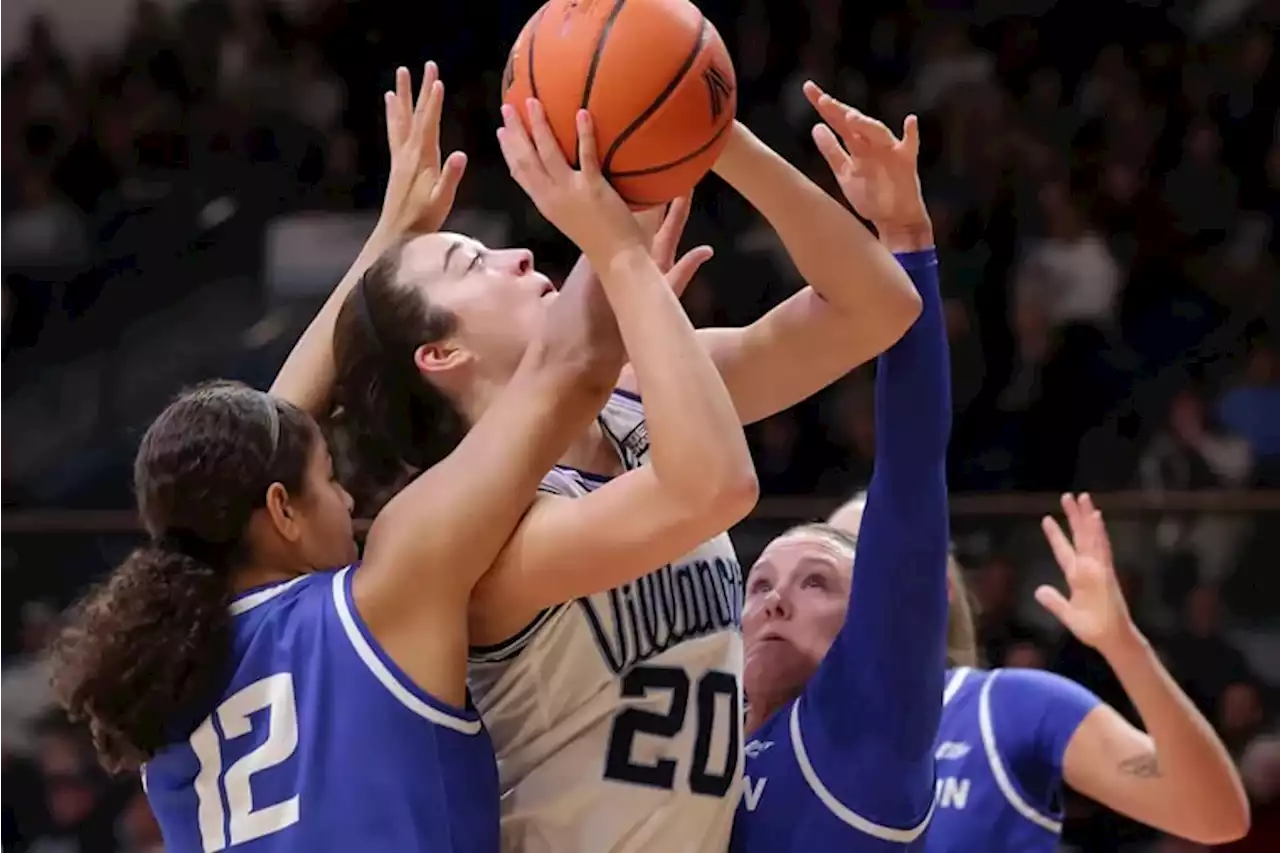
left=601, top=16, right=709, bottom=173
left=608, top=114, right=733, bottom=178
left=581, top=0, right=630, bottom=111
left=527, top=3, right=548, bottom=101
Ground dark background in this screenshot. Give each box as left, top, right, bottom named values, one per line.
left=3, top=0, right=1279, bottom=850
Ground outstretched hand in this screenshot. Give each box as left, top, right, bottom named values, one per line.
left=1036, top=493, right=1136, bottom=655
left=379, top=63, right=467, bottom=236
left=804, top=82, right=930, bottom=248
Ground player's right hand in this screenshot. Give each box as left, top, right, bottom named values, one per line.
left=499, top=99, right=645, bottom=262
left=377, top=63, right=467, bottom=237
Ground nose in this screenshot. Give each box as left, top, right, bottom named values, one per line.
left=495, top=247, right=534, bottom=276
left=762, top=588, right=790, bottom=621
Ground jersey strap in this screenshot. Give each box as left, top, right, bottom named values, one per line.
left=789, top=698, right=935, bottom=844
left=977, top=671, right=1062, bottom=833
left=330, top=567, right=482, bottom=735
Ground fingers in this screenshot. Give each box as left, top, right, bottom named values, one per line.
left=430, top=150, right=468, bottom=216
left=902, top=114, right=921, bottom=159
left=1041, top=515, right=1078, bottom=580
left=811, top=123, right=851, bottom=177
left=1079, top=493, right=1115, bottom=568
left=408, top=62, right=439, bottom=151
left=804, top=81, right=851, bottom=135
left=664, top=245, right=713, bottom=298
left=1033, top=584, right=1073, bottom=626
left=843, top=108, right=899, bottom=150
left=525, top=99, right=571, bottom=180
left=498, top=104, right=549, bottom=194
left=652, top=193, right=692, bottom=270
left=576, top=109, right=601, bottom=178
left=387, top=66, right=413, bottom=151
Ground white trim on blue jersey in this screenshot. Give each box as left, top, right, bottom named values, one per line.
left=976, top=670, right=1063, bottom=834
left=230, top=576, right=309, bottom=615
left=330, top=568, right=482, bottom=735
left=789, top=698, right=936, bottom=844
left=942, top=668, right=971, bottom=706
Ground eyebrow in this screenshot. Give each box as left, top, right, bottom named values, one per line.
left=442, top=241, right=462, bottom=273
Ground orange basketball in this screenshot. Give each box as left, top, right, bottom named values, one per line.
left=502, top=0, right=737, bottom=209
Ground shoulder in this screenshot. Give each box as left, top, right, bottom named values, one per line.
left=986, top=668, right=1101, bottom=763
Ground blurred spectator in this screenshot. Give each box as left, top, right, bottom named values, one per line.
left=1216, top=344, right=1280, bottom=468
left=1164, top=585, right=1256, bottom=718
left=971, top=554, right=1042, bottom=667
left=1140, top=389, right=1254, bottom=589
left=2, top=602, right=60, bottom=759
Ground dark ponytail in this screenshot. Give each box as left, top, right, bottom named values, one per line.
left=329, top=243, right=469, bottom=515
left=51, top=381, right=315, bottom=773
left=53, top=545, right=232, bottom=773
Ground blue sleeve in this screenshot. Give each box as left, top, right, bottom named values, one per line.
left=797, top=249, right=952, bottom=829
left=989, top=669, right=1102, bottom=808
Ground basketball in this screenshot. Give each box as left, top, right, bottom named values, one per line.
left=502, top=0, right=737, bottom=208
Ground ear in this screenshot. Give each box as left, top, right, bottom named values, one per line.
left=414, top=341, right=471, bottom=376
left=264, top=481, right=303, bottom=544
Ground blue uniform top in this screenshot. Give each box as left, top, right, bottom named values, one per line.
left=924, top=667, right=1102, bottom=853
left=144, top=567, right=500, bottom=853
left=734, top=250, right=952, bottom=852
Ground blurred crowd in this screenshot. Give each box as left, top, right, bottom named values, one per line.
left=3, top=0, right=1280, bottom=850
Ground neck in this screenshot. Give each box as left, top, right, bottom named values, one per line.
left=745, top=687, right=801, bottom=735
left=230, top=559, right=308, bottom=597
left=455, top=374, right=507, bottom=428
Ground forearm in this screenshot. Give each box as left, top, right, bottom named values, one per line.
left=1103, top=628, right=1247, bottom=826
left=595, top=246, right=751, bottom=501
left=713, top=123, right=916, bottom=315
left=822, top=250, right=951, bottom=732
left=798, top=251, right=950, bottom=824
left=269, top=226, right=400, bottom=415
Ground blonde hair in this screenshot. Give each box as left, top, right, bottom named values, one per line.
left=822, top=493, right=982, bottom=668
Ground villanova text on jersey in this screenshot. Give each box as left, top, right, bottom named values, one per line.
left=466, top=390, right=746, bottom=853
left=144, top=569, right=500, bottom=853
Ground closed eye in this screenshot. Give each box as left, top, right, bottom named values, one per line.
left=466, top=252, right=483, bottom=273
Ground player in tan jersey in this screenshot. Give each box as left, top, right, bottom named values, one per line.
left=280, top=64, right=922, bottom=853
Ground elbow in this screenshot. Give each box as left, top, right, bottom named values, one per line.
left=890, top=282, right=924, bottom=340
left=688, top=459, right=760, bottom=531
left=1172, top=788, right=1251, bottom=844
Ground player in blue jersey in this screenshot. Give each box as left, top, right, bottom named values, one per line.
left=829, top=495, right=1250, bottom=850
left=46, top=65, right=737, bottom=853
left=733, top=88, right=951, bottom=852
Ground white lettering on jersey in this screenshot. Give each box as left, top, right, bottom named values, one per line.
left=934, top=740, right=972, bottom=760
left=745, top=740, right=774, bottom=758
left=935, top=776, right=972, bottom=810
left=743, top=775, right=768, bottom=812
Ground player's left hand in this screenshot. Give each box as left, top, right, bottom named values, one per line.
left=803, top=82, right=930, bottom=246
left=377, top=63, right=468, bottom=238
left=1036, top=493, right=1137, bottom=655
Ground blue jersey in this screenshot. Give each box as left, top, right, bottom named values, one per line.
left=734, top=250, right=951, bottom=852
left=924, top=667, right=1102, bottom=853
left=144, top=568, right=500, bottom=853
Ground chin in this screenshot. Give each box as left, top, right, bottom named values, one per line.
left=745, top=641, right=819, bottom=701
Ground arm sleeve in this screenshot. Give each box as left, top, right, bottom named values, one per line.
left=796, top=249, right=953, bottom=829
left=989, top=668, right=1102, bottom=807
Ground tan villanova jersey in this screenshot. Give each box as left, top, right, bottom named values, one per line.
left=468, top=390, right=745, bottom=853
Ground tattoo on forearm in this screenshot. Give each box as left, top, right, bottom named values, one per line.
left=1117, top=751, right=1162, bottom=779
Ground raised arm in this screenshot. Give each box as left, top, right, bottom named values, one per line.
left=468, top=102, right=757, bottom=645
left=271, top=64, right=466, bottom=416
left=351, top=105, right=663, bottom=703
left=1038, top=495, right=1250, bottom=845
left=616, top=84, right=924, bottom=425
left=797, top=106, right=951, bottom=831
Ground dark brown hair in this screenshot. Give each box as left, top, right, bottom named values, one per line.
left=329, top=242, right=466, bottom=515
left=51, top=381, right=316, bottom=773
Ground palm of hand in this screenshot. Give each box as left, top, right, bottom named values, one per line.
left=1057, top=555, right=1126, bottom=647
